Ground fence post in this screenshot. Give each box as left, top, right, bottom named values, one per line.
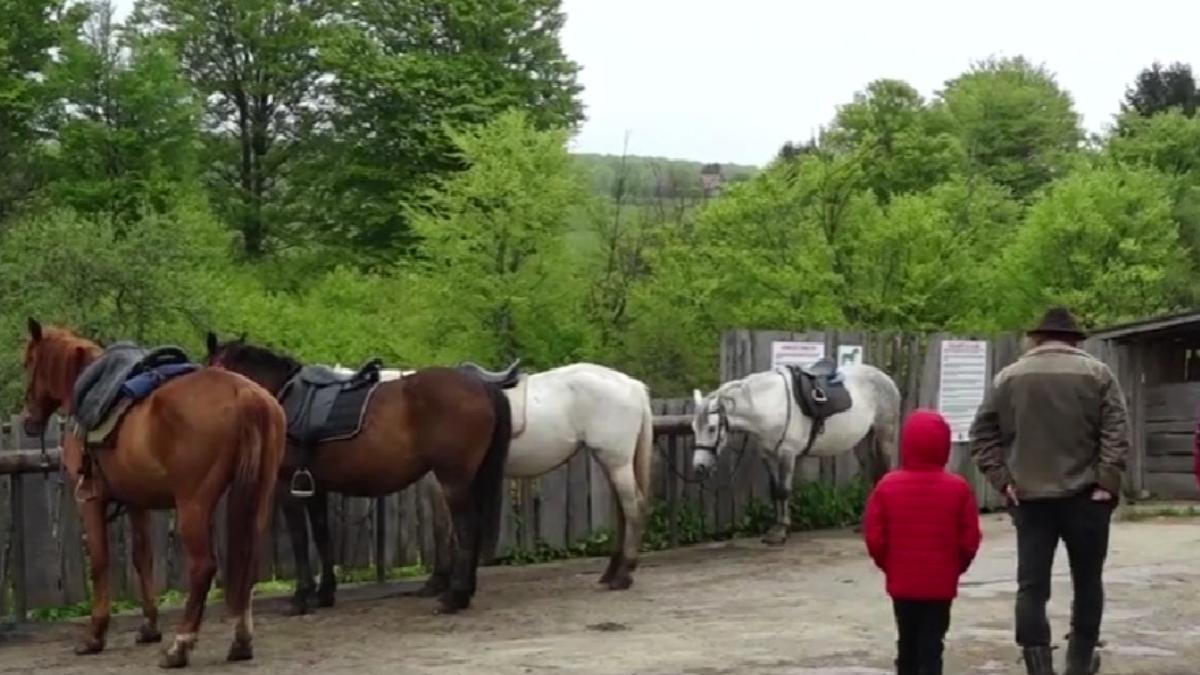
left=6, top=417, right=27, bottom=622
left=374, top=496, right=386, bottom=583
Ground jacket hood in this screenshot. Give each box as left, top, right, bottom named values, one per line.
left=900, top=409, right=951, bottom=471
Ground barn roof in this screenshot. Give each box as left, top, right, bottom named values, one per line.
left=1089, top=309, right=1200, bottom=341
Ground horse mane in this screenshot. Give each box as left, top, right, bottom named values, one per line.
left=27, top=327, right=103, bottom=399
left=219, top=340, right=302, bottom=375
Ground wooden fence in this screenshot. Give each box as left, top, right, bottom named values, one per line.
left=1, top=405, right=705, bottom=622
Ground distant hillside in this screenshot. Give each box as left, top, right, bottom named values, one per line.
left=573, top=153, right=758, bottom=203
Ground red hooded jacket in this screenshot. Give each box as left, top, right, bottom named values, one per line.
left=863, top=409, right=982, bottom=600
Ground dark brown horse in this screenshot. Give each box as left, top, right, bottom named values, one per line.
left=204, top=333, right=511, bottom=615
left=20, top=320, right=285, bottom=668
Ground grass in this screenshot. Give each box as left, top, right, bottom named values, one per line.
left=1117, top=502, right=1200, bottom=522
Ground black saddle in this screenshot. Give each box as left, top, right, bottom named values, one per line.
left=786, top=359, right=853, bottom=454
left=280, top=359, right=385, bottom=498
left=299, top=358, right=383, bottom=388
left=457, top=359, right=522, bottom=389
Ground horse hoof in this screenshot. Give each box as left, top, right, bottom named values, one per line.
left=74, top=638, right=105, bottom=655
left=159, top=646, right=190, bottom=669
left=435, top=591, right=471, bottom=614
left=227, top=640, right=254, bottom=662
left=606, top=575, right=634, bottom=591
left=283, top=597, right=311, bottom=617
left=762, top=528, right=788, bottom=546
left=136, top=625, right=163, bottom=644
left=316, top=592, right=336, bottom=609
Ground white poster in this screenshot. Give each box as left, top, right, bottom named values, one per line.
left=837, top=345, right=863, bottom=368
left=771, top=341, right=825, bottom=369
left=937, top=340, right=989, bottom=442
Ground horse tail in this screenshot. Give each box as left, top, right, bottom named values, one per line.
left=475, top=383, right=512, bottom=563
left=633, top=385, right=655, bottom=514
left=224, top=385, right=285, bottom=614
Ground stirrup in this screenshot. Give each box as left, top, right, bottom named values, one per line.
left=290, top=470, right=316, bottom=498
left=812, top=387, right=828, bottom=402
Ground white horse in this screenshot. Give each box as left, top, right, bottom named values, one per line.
left=354, top=362, right=655, bottom=591
left=691, top=362, right=900, bottom=545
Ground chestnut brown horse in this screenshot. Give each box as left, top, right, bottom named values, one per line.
left=20, top=319, right=285, bottom=668
left=204, top=333, right=512, bottom=615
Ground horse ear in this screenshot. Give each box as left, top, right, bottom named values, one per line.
left=27, top=317, right=42, bottom=342
left=692, top=388, right=704, bottom=406
left=205, top=331, right=218, bottom=356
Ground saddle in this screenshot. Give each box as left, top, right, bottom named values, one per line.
left=457, top=359, right=522, bottom=389
left=786, top=358, right=853, bottom=454
left=72, top=342, right=195, bottom=438
left=278, top=358, right=385, bottom=497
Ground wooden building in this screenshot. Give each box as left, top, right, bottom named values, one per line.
left=1087, top=311, right=1200, bottom=500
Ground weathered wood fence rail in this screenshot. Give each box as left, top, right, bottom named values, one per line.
left=1, top=409, right=709, bottom=622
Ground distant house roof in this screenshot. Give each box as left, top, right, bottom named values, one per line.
left=1089, top=309, right=1200, bottom=341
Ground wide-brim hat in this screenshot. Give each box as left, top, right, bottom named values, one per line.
left=1028, top=306, right=1086, bottom=339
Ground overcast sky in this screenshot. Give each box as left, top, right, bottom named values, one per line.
left=114, top=0, right=1200, bottom=166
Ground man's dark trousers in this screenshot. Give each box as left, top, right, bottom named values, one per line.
left=1011, top=492, right=1115, bottom=649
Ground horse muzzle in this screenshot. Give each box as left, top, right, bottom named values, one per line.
left=21, top=413, right=45, bottom=438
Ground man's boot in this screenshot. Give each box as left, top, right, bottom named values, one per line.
left=1022, top=646, right=1057, bottom=675
left=1063, top=635, right=1101, bottom=675
left=895, top=641, right=918, bottom=675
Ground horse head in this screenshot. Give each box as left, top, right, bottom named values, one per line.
left=690, top=386, right=732, bottom=477
left=203, top=331, right=297, bottom=395
left=20, top=317, right=100, bottom=436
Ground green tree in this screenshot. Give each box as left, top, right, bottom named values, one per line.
left=0, top=200, right=232, bottom=407
left=824, top=79, right=964, bottom=200
left=938, top=56, right=1082, bottom=199
left=132, top=0, right=328, bottom=257
left=1122, top=61, right=1199, bottom=119
left=996, top=163, right=1188, bottom=328
left=41, top=1, right=202, bottom=222
left=307, top=0, right=584, bottom=259
left=0, top=0, right=87, bottom=220
left=404, top=111, right=590, bottom=366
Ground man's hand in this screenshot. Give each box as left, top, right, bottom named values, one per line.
left=1004, top=484, right=1019, bottom=505
left=1091, top=488, right=1113, bottom=502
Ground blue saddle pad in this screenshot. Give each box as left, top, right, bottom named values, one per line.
left=121, top=363, right=199, bottom=402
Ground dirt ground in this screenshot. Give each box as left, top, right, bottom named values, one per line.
left=3, top=513, right=1198, bottom=674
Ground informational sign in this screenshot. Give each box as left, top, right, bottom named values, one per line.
left=837, top=345, right=863, bottom=368
left=771, top=341, right=825, bottom=369
left=937, top=340, right=989, bottom=442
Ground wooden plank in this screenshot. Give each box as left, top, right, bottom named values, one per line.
left=1144, top=453, right=1196, bottom=474
left=536, top=466, right=568, bottom=549
left=6, top=419, right=27, bottom=620
left=588, top=456, right=613, bottom=535
left=566, top=451, right=590, bottom=545
left=1144, top=420, right=1193, bottom=436
left=1143, top=382, right=1200, bottom=421
left=1144, top=471, right=1200, bottom=500
left=1147, top=433, right=1194, bottom=457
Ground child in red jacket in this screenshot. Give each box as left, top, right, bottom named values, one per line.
left=864, top=409, right=983, bottom=675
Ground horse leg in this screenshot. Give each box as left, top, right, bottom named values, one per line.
left=306, top=489, right=337, bottom=608
left=435, top=484, right=478, bottom=614
left=599, top=494, right=627, bottom=586
left=763, top=452, right=797, bottom=546
left=602, top=462, right=643, bottom=591
left=160, top=505, right=217, bottom=669
left=76, top=499, right=111, bottom=655
left=129, top=508, right=163, bottom=645
left=411, top=475, right=453, bottom=597
left=280, top=490, right=315, bottom=616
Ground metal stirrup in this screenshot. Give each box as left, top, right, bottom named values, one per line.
left=290, top=469, right=316, bottom=498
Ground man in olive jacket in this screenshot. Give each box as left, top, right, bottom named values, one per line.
left=969, top=307, right=1130, bottom=675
